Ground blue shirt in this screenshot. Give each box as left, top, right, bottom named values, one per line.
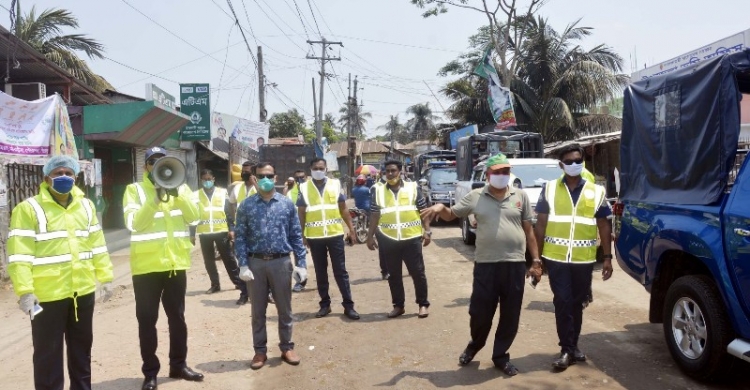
left=352, top=185, right=371, bottom=210
left=296, top=178, right=346, bottom=207
left=234, top=192, right=306, bottom=267
left=534, top=178, right=611, bottom=218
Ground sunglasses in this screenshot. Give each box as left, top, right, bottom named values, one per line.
left=562, top=159, right=584, bottom=165
left=257, top=174, right=275, bottom=179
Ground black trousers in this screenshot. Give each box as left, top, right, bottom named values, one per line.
left=308, top=236, right=354, bottom=309
left=376, top=231, right=389, bottom=274
left=132, top=270, right=188, bottom=377
left=546, top=260, right=594, bottom=354
left=199, top=232, right=247, bottom=295
left=31, top=292, right=95, bottom=390
left=380, top=236, right=429, bottom=308
left=466, top=262, right=526, bottom=366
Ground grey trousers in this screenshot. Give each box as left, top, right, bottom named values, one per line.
left=248, top=255, right=294, bottom=354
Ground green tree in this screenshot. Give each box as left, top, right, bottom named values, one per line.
left=405, top=102, right=439, bottom=141
left=378, top=115, right=409, bottom=145
left=15, top=7, right=113, bottom=91
left=268, top=109, right=308, bottom=138
left=338, top=104, right=372, bottom=139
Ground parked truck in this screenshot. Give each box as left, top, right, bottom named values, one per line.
left=615, top=47, right=750, bottom=380
left=414, top=150, right=457, bottom=207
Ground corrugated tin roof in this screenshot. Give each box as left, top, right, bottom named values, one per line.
left=0, top=26, right=111, bottom=106
left=543, top=131, right=621, bottom=156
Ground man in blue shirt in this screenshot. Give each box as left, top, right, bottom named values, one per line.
left=352, top=175, right=371, bottom=211
left=235, top=162, right=307, bottom=370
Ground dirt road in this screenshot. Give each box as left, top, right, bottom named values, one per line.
left=1, top=226, right=749, bottom=389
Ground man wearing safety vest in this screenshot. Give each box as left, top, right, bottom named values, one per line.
left=194, top=168, right=248, bottom=305
left=8, top=156, right=113, bottom=390
left=533, top=143, right=613, bottom=371
left=366, top=159, right=432, bottom=319
left=228, top=160, right=258, bottom=208
left=369, top=176, right=389, bottom=279
left=286, top=169, right=308, bottom=292
left=297, top=158, right=360, bottom=320
left=123, top=147, right=203, bottom=390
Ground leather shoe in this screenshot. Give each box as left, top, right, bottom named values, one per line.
left=250, top=353, right=267, bottom=370
left=381, top=272, right=390, bottom=280
left=418, top=306, right=429, bottom=318
left=574, top=348, right=586, bottom=362
left=315, top=306, right=332, bottom=318
left=141, top=377, right=157, bottom=390
left=458, top=348, right=476, bottom=365
left=387, top=307, right=405, bottom=318
left=552, top=352, right=575, bottom=370
left=282, top=349, right=301, bottom=365
left=344, top=308, right=360, bottom=320
left=168, top=366, right=203, bottom=381
left=206, top=285, right=220, bottom=294
left=236, top=294, right=248, bottom=305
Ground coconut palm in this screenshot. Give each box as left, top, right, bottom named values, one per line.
left=378, top=115, right=409, bottom=145
left=338, top=104, right=372, bottom=139
left=15, top=7, right=113, bottom=91
left=405, top=102, right=439, bottom=141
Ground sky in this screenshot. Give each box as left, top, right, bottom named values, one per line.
left=2, top=0, right=749, bottom=137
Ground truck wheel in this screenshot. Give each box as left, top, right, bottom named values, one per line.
left=662, top=275, right=735, bottom=381
left=461, top=217, right=475, bottom=245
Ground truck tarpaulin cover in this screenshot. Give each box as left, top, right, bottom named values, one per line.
left=620, top=50, right=750, bottom=204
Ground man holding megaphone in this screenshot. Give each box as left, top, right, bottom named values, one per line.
left=123, top=146, right=204, bottom=390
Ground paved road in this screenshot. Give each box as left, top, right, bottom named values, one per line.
left=1, top=225, right=748, bottom=389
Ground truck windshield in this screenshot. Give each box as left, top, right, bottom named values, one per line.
left=512, top=164, right=561, bottom=187
left=430, top=168, right=457, bottom=185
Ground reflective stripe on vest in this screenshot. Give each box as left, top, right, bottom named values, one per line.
left=128, top=183, right=190, bottom=243
left=542, top=179, right=604, bottom=263
left=376, top=182, right=422, bottom=241
left=196, top=188, right=228, bottom=234
left=300, top=179, right=344, bottom=238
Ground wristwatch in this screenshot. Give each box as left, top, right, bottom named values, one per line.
left=424, top=230, right=432, bottom=236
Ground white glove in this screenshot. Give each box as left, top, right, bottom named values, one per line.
left=239, top=266, right=254, bottom=281
left=101, top=282, right=114, bottom=303
left=293, top=267, right=308, bottom=284
left=19, top=293, right=39, bottom=319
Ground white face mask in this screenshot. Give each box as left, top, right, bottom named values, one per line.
left=311, top=170, right=327, bottom=181
left=489, top=174, right=510, bottom=189
left=562, top=162, right=583, bottom=177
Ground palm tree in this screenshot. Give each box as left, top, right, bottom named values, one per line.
left=378, top=115, right=409, bottom=145
left=440, top=78, right=495, bottom=128
left=405, top=102, right=439, bottom=141
left=338, top=104, right=372, bottom=139
left=15, top=7, right=113, bottom=92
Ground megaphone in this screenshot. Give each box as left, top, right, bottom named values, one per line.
left=151, top=156, right=186, bottom=190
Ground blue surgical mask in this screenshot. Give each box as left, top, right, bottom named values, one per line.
left=202, top=180, right=214, bottom=189
left=51, top=176, right=75, bottom=194
left=258, top=177, right=275, bottom=192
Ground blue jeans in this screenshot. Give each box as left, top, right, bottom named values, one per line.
left=308, top=236, right=354, bottom=309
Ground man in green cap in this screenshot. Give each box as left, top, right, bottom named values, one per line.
left=420, top=152, right=540, bottom=377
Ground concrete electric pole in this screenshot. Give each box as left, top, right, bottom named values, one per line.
left=306, top=37, right=342, bottom=143
left=258, top=46, right=266, bottom=122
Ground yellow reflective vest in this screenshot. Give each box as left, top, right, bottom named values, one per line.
left=123, top=179, right=199, bottom=276
left=287, top=185, right=300, bottom=204
left=194, top=187, right=229, bottom=234
left=233, top=183, right=257, bottom=205
left=375, top=181, right=423, bottom=241
left=299, top=179, right=345, bottom=239
left=8, top=183, right=113, bottom=302
left=542, top=178, right=606, bottom=263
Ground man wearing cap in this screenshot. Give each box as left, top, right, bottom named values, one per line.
left=123, top=147, right=203, bottom=390
left=8, top=156, right=114, bottom=390
left=420, top=153, right=540, bottom=376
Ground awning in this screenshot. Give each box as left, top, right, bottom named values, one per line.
left=82, top=101, right=190, bottom=146
left=196, top=141, right=228, bottom=161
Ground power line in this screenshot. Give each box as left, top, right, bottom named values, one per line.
left=305, top=0, right=322, bottom=37
left=213, top=23, right=236, bottom=107
left=252, top=0, right=306, bottom=52
left=309, top=0, right=334, bottom=35
left=225, top=0, right=259, bottom=68
left=105, top=56, right=180, bottom=85
left=288, top=0, right=310, bottom=39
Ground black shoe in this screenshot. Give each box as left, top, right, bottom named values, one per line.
left=552, top=352, right=575, bottom=370
left=344, top=308, right=360, bottom=320
left=142, top=377, right=157, bottom=390
left=381, top=272, right=390, bottom=280
left=206, top=286, right=220, bottom=294
left=168, top=366, right=204, bottom=381
left=236, top=294, right=248, bottom=305
left=458, top=348, right=476, bottom=365
left=574, top=348, right=586, bottom=362
left=315, top=307, right=332, bottom=318
left=498, top=361, right=519, bottom=376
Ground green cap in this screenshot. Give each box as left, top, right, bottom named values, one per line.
left=485, top=153, right=511, bottom=171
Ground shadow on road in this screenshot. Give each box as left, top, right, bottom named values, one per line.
left=195, top=359, right=249, bottom=374
left=95, top=377, right=164, bottom=390
left=525, top=300, right=555, bottom=313
left=444, top=297, right=470, bottom=309
left=350, top=276, right=385, bottom=285
left=200, top=299, right=243, bottom=309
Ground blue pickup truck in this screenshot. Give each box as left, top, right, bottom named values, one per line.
left=615, top=49, right=750, bottom=380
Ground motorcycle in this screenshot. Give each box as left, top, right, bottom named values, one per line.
left=348, top=208, right=369, bottom=244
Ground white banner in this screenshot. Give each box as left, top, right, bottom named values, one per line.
left=211, top=111, right=269, bottom=153
left=0, top=92, right=58, bottom=156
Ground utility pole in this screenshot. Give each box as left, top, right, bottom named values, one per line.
left=306, top=37, right=342, bottom=143
left=258, top=46, right=266, bottom=122
left=311, top=78, right=318, bottom=139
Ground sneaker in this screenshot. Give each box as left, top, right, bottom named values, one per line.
left=292, top=283, right=304, bottom=293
